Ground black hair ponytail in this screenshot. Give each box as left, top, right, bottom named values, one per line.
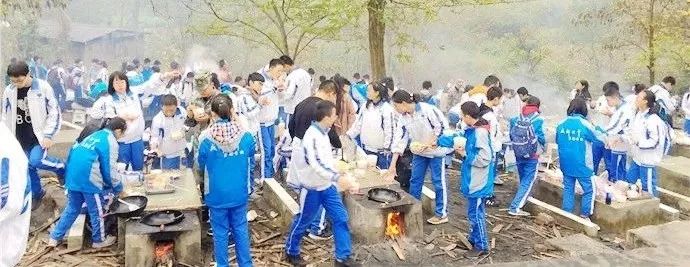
left=366, top=81, right=390, bottom=108
left=211, top=94, right=234, bottom=120
left=77, top=117, right=127, bottom=143
left=642, top=90, right=658, bottom=115
left=391, top=89, right=417, bottom=104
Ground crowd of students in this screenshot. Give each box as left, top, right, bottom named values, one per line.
left=0, top=53, right=684, bottom=266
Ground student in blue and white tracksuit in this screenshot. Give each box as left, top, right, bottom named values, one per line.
left=48, top=118, right=127, bottom=248
left=681, top=88, right=690, bottom=136
left=591, top=90, right=614, bottom=175
left=625, top=90, right=671, bottom=198
left=457, top=101, right=495, bottom=258
left=280, top=56, right=312, bottom=125
left=284, top=101, right=357, bottom=266
left=236, top=73, right=265, bottom=187
left=150, top=95, right=187, bottom=170
left=90, top=71, right=167, bottom=171
left=2, top=61, right=64, bottom=204
left=601, top=82, right=635, bottom=181
left=0, top=124, right=31, bottom=267
left=479, top=87, right=504, bottom=206
left=556, top=98, right=606, bottom=219
left=346, top=82, right=395, bottom=170
left=256, top=59, right=285, bottom=182
left=391, top=90, right=451, bottom=225
left=197, top=96, right=255, bottom=267
left=507, top=96, right=545, bottom=216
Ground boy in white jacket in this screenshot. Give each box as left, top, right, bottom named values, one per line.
left=284, top=100, right=359, bottom=266
left=602, top=83, right=635, bottom=181
left=256, top=59, right=285, bottom=182
left=236, top=73, right=265, bottom=189
left=1, top=61, right=64, bottom=206
left=150, top=94, right=187, bottom=169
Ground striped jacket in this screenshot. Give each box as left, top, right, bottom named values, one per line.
left=1, top=78, right=61, bottom=143
left=64, top=129, right=121, bottom=194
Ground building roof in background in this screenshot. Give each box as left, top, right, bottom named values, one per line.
left=38, top=20, right=145, bottom=44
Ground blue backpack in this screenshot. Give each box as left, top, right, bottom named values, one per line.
left=510, top=114, right=538, bottom=159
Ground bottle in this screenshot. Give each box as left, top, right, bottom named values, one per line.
left=605, top=185, right=612, bottom=205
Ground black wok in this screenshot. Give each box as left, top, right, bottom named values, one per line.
left=141, top=210, right=185, bottom=227
left=107, top=195, right=148, bottom=218
left=367, top=188, right=401, bottom=204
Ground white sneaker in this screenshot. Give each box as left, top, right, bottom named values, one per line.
left=47, top=238, right=61, bottom=247
left=426, top=216, right=449, bottom=225
left=92, top=235, right=117, bottom=248
left=508, top=209, right=531, bottom=217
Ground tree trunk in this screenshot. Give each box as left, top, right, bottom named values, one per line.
left=647, top=0, right=656, bottom=84
left=368, top=0, right=386, bottom=80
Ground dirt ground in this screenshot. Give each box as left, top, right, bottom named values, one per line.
left=18, top=114, right=626, bottom=266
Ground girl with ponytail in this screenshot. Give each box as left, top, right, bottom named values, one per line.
left=198, top=94, right=256, bottom=267
left=390, top=89, right=452, bottom=225
left=626, top=90, right=671, bottom=198
left=346, top=81, right=396, bottom=172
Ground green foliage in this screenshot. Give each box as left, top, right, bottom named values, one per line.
left=188, top=0, right=360, bottom=59
left=577, top=0, right=688, bottom=85
left=0, top=0, right=68, bottom=16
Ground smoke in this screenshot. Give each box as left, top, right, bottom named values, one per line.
left=183, top=45, right=219, bottom=74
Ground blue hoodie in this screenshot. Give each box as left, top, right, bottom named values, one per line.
left=64, top=129, right=121, bottom=194
left=460, top=120, right=495, bottom=198
left=555, top=114, right=606, bottom=177
left=197, top=119, right=256, bottom=208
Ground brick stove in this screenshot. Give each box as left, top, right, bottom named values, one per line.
left=343, top=185, right=423, bottom=245
left=121, top=210, right=202, bottom=266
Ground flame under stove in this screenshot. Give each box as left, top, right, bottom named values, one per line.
left=345, top=185, right=424, bottom=244
left=154, top=241, right=175, bottom=266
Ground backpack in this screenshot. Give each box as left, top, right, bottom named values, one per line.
left=510, top=114, right=538, bottom=159
left=46, top=68, right=62, bottom=89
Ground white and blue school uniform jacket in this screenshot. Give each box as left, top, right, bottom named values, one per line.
left=627, top=109, right=669, bottom=167
left=90, top=92, right=145, bottom=144
left=681, top=92, right=690, bottom=120
left=89, top=75, right=166, bottom=144
left=346, top=101, right=395, bottom=153
left=289, top=123, right=339, bottom=191
left=258, top=68, right=280, bottom=125
left=235, top=87, right=261, bottom=136
left=64, top=129, right=121, bottom=194
left=283, top=67, right=312, bottom=115
left=1, top=78, right=62, bottom=143
left=555, top=114, right=606, bottom=177
left=649, top=84, right=675, bottom=116
left=603, top=100, right=635, bottom=153
left=126, top=71, right=145, bottom=86
left=396, top=102, right=452, bottom=158
left=481, top=108, right=503, bottom=153
left=0, top=124, right=31, bottom=267
left=460, top=123, right=495, bottom=198
left=150, top=108, right=187, bottom=158
left=197, top=121, right=256, bottom=208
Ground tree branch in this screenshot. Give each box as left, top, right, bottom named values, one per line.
left=202, top=0, right=285, bottom=54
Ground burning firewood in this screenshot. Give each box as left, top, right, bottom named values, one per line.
left=385, top=212, right=406, bottom=261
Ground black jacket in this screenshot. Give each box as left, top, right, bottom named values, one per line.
left=288, top=96, right=342, bottom=148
